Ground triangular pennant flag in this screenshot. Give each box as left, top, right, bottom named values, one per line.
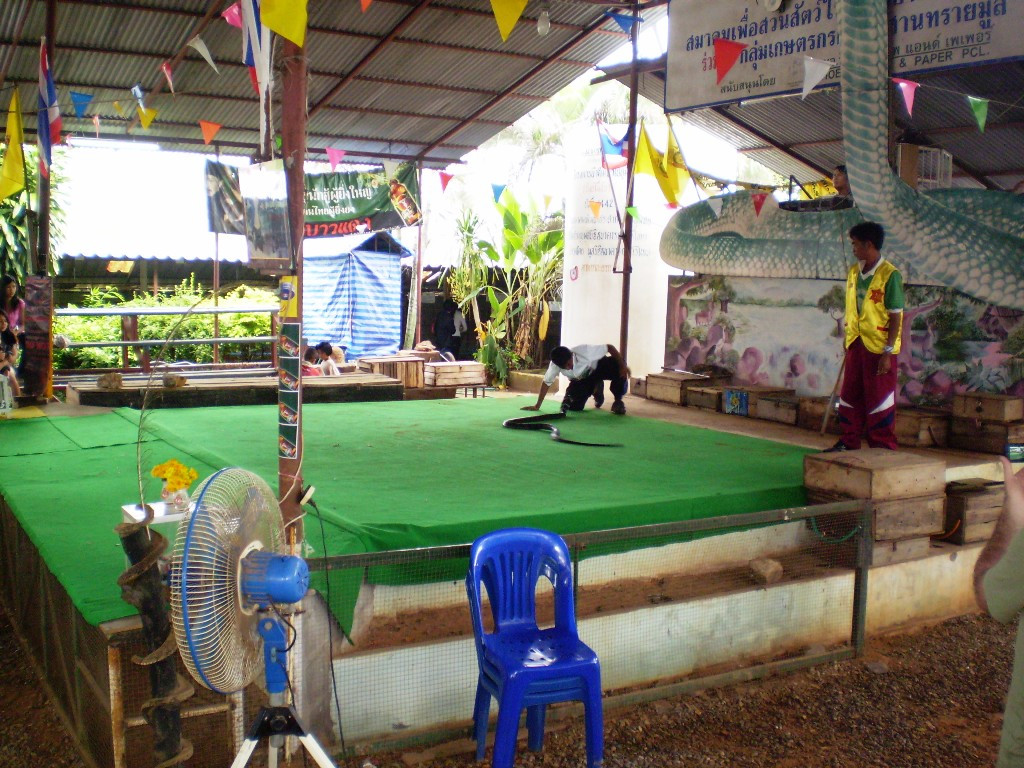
left=625, top=206, right=639, bottom=219
left=136, top=105, right=158, bottom=130
left=491, top=183, right=506, bottom=203
left=382, top=159, right=400, bottom=179
left=751, top=192, right=769, bottom=216
left=439, top=171, right=454, bottom=192
left=247, top=67, right=259, bottom=93
left=188, top=36, right=220, bottom=74
left=199, top=120, right=222, bottom=144
left=707, top=198, right=723, bottom=218
left=69, top=91, right=92, bottom=118
left=222, top=2, right=243, bottom=28
left=130, top=83, right=146, bottom=110
left=968, top=96, right=989, bottom=132
left=489, top=0, right=528, bottom=42
left=274, top=133, right=282, bottom=150
left=92, top=114, right=101, bottom=137
left=892, top=78, right=919, bottom=116
left=713, top=38, right=748, bottom=84
left=588, top=200, right=602, bottom=219
left=802, top=57, right=832, bottom=99
left=360, top=0, right=372, bottom=10
left=113, top=100, right=126, bottom=117
left=261, top=0, right=308, bottom=47
left=604, top=11, right=641, bottom=35
left=543, top=193, right=552, bottom=211
left=326, top=147, right=346, bottom=171
left=161, top=61, right=175, bottom=94
left=0, top=90, right=26, bottom=200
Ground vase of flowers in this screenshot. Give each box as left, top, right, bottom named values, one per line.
left=151, top=459, right=199, bottom=515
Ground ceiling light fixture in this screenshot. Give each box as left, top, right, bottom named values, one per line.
left=537, top=1, right=551, bottom=36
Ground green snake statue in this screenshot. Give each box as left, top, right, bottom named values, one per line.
left=660, top=0, right=1024, bottom=309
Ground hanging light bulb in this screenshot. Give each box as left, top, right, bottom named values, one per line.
left=536, top=2, right=551, bottom=36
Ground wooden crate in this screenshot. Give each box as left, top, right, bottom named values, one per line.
left=646, top=371, right=729, bottom=406
left=952, top=392, right=1024, bottom=423
left=754, top=394, right=800, bottom=425
left=424, top=361, right=486, bottom=387
left=804, top=449, right=946, bottom=501
left=872, top=536, right=932, bottom=567
left=688, top=386, right=724, bottom=412
left=949, top=417, right=1024, bottom=455
left=895, top=407, right=950, bottom=448
left=941, top=480, right=1004, bottom=545
left=798, top=396, right=841, bottom=435
left=807, top=490, right=945, bottom=541
left=722, top=386, right=794, bottom=417
left=357, top=356, right=425, bottom=388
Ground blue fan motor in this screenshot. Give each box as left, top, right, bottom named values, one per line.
left=240, top=550, right=310, bottom=608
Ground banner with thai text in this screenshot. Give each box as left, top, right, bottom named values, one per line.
left=666, top=0, right=1018, bottom=112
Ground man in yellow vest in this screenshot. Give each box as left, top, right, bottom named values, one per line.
left=826, top=221, right=904, bottom=451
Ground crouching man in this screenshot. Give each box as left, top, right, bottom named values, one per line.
left=521, top=344, right=629, bottom=415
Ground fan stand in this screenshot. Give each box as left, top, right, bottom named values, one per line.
left=230, top=617, right=339, bottom=768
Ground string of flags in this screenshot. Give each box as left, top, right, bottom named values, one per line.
left=890, top=74, right=990, bottom=133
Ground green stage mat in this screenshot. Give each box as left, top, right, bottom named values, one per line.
left=0, top=399, right=811, bottom=631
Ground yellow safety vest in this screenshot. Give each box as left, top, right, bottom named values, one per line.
left=844, top=260, right=902, bottom=354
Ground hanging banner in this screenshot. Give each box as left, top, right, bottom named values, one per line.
left=238, top=160, right=293, bottom=272
left=207, top=161, right=422, bottom=238
left=666, top=0, right=1019, bottom=112
left=22, top=276, right=53, bottom=399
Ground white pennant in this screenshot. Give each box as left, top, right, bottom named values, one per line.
left=801, top=56, right=833, bottom=99
left=188, top=36, right=220, bottom=74
left=382, top=159, right=401, bottom=179
left=707, top=198, right=723, bottom=218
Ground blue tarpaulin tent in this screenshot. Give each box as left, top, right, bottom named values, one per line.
left=303, top=232, right=410, bottom=359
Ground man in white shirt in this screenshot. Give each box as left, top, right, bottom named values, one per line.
left=522, top=343, right=629, bottom=415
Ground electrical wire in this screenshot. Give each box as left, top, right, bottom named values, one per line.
left=809, top=516, right=862, bottom=544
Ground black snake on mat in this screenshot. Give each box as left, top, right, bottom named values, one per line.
left=502, top=412, right=622, bottom=447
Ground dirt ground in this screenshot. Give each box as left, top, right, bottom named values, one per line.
left=0, top=602, right=1013, bottom=768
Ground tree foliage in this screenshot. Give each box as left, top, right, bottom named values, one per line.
left=0, top=144, right=65, bottom=280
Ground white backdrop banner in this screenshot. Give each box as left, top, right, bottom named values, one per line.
left=666, top=0, right=1017, bottom=112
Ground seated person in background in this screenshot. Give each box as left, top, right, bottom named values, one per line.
left=0, top=310, right=21, bottom=398
left=831, top=164, right=852, bottom=197
left=301, top=347, right=323, bottom=377
left=522, top=343, right=629, bottom=415
left=315, top=341, right=341, bottom=376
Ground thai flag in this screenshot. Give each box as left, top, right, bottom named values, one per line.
left=240, top=0, right=270, bottom=94
left=37, top=37, right=61, bottom=178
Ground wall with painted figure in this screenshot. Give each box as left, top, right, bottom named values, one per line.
left=664, top=276, right=1024, bottom=404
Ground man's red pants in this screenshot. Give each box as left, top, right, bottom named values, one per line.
left=837, top=337, right=898, bottom=450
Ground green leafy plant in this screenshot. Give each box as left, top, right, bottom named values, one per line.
left=0, top=144, right=65, bottom=279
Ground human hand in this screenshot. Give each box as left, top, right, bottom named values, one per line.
left=1001, top=456, right=1024, bottom=529
left=877, top=353, right=892, bottom=375
left=521, top=404, right=540, bottom=411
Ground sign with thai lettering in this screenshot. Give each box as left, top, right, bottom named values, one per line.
left=666, top=0, right=1017, bottom=112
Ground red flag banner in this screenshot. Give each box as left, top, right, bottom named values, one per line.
left=752, top=192, right=769, bottom=216
left=713, top=38, right=748, bottom=85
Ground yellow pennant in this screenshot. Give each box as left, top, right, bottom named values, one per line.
left=0, top=89, right=26, bottom=200
left=261, top=0, right=308, bottom=47
left=490, top=0, right=528, bottom=41
left=588, top=199, right=602, bottom=219
left=632, top=123, right=678, bottom=205
left=113, top=101, right=126, bottom=117
left=137, top=105, right=158, bottom=129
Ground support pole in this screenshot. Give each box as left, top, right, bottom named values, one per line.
left=36, top=0, right=56, bottom=275
left=278, top=38, right=307, bottom=534
left=619, top=3, right=640, bottom=361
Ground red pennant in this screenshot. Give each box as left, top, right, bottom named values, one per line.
left=439, top=172, right=454, bottom=192
left=713, top=38, right=748, bottom=84
left=248, top=66, right=259, bottom=93
left=360, top=0, right=372, bottom=10
left=752, top=192, right=769, bottom=216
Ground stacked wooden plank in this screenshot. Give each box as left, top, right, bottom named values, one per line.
left=804, top=449, right=946, bottom=566
left=948, top=392, right=1024, bottom=457
left=895, top=407, right=950, bottom=448
left=424, top=360, right=486, bottom=387
left=938, top=479, right=1005, bottom=546
left=645, top=370, right=730, bottom=407
left=722, top=386, right=795, bottom=417
left=357, top=355, right=425, bottom=388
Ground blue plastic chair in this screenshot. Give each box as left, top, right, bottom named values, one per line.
left=466, top=527, right=603, bottom=768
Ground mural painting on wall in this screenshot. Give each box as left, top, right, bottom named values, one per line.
left=665, top=276, right=1024, bottom=405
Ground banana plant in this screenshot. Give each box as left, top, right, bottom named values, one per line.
left=0, top=144, right=65, bottom=278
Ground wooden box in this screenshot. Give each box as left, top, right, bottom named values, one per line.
left=755, top=394, right=800, bottom=425
left=804, top=449, right=946, bottom=501
left=949, top=417, right=1024, bottom=455
left=942, top=481, right=1005, bottom=545
left=798, top=396, right=841, bottom=435
left=895, top=407, right=950, bottom=448
left=807, top=490, right=945, bottom=541
left=952, top=392, right=1024, bottom=423
left=646, top=371, right=729, bottom=406
left=722, top=386, right=794, bottom=417
left=357, top=356, right=425, bottom=388
left=688, top=386, right=724, bottom=412
left=424, top=361, right=486, bottom=387
left=872, top=537, right=932, bottom=567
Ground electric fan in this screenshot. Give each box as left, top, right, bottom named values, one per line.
left=169, top=467, right=337, bottom=768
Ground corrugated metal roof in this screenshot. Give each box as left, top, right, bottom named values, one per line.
left=599, top=54, right=1024, bottom=191
left=0, top=0, right=666, bottom=167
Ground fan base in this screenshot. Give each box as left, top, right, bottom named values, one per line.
left=231, top=706, right=338, bottom=768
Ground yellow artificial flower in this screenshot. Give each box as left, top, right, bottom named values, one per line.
left=151, top=459, right=199, bottom=493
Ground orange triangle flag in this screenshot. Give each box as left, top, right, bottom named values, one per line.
left=752, top=192, right=769, bottom=216
left=588, top=200, right=602, bottom=219
left=713, top=38, right=748, bottom=84
left=200, top=120, right=222, bottom=144
left=360, top=0, right=372, bottom=11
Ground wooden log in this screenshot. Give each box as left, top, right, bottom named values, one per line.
left=804, top=449, right=946, bottom=501
left=952, top=392, right=1024, bottom=423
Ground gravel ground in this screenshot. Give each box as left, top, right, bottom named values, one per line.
left=0, top=608, right=1013, bottom=768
